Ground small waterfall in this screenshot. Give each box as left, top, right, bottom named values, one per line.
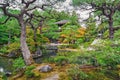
left=0, top=67, right=4, bottom=73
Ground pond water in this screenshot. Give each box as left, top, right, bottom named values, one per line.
left=0, top=54, right=119, bottom=80
left=0, top=57, right=13, bottom=73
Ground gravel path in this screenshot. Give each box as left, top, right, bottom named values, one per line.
left=42, top=74, right=59, bottom=80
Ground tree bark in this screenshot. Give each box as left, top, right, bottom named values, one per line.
left=19, top=19, right=34, bottom=65
left=39, top=26, right=42, bottom=34
left=108, top=17, right=114, bottom=39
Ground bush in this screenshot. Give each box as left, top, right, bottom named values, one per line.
left=0, top=46, right=8, bottom=53
left=67, top=65, right=88, bottom=80
left=13, top=57, right=25, bottom=70
left=7, top=42, right=20, bottom=53
left=0, top=42, right=20, bottom=54
left=96, top=53, right=120, bottom=69
left=54, top=56, right=69, bottom=66
left=25, top=65, right=35, bottom=78
left=44, top=57, right=55, bottom=63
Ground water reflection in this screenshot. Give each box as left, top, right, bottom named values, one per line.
left=0, top=57, right=13, bottom=72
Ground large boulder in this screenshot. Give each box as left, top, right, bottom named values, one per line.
left=39, top=65, right=52, bottom=72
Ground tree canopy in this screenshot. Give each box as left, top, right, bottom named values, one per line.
left=72, top=0, right=120, bottom=39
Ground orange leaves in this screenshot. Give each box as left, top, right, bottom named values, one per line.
left=61, top=34, right=68, bottom=38
left=75, top=27, right=86, bottom=38
left=59, top=27, right=86, bottom=43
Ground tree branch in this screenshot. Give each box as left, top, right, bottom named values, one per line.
left=26, top=3, right=53, bottom=12
left=0, top=3, right=18, bottom=18
left=22, top=0, right=26, bottom=4
left=24, top=0, right=37, bottom=8
left=0, top=16, right=10, bottom=24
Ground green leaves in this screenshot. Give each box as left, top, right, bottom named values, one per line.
left=67, top=65, right=88, bottom=80
left=0, top=25, right=8, bottom=44
left=0, top=15, right=20, bottom=44
left=25, top=65, right=35, bottom=78
left=13, top=57, right=25, bottom=70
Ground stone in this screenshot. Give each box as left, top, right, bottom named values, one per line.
left=36, top=48, right=42, bottom=55
left=39, top=65, right=52, bottom=72
left=87, top=47, right=95, bottom=51
left=33, top=47, right=42, bottom=59
left=55, top=20, right=69, bottom=26
left=7, top=51, right=16, bottom=58
left=5, top=71, right=12, bottom=77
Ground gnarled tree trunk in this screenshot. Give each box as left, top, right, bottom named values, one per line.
left=19, top=19, right=34, bottom=65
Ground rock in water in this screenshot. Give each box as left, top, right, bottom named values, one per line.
left=35, top=47, right=42, bottom=56
left=39, top=65, right=52, bottom=72
left=7, top=51, right=16, bottom=58
left=5, top=71, right=12, bottom=77
left=33, top=47, right=42, bottom=58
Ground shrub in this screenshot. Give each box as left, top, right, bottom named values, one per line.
left=68, top=44, right=79, bottom=49
left=67, top=65, right=88, bottom=80
left=96, top=53, right=120, bottom=69
left=13, top=57, right=25, bottom=70
left=7, top=42, right=20, bottom=53
left=0, top=46, right=8, bottom=53
left=25, top=65, right=35, bottom=78
left=44, top=57, right=55, bottom=63
left=54, top=56, right=69, bottom=66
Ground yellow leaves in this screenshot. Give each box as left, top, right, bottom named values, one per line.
left=61, top=34, right=68, bottom=38
left=60, top=27, right=86, bottom=43
left=36, top=28, right=40, bottom=34
left=26, top=27, right=34, bottom=38
left=42, top=37, right=50, bottom=43
left=63, top=39, right=69, bottom=43
left=77, top=27, right=86, bottom=37
left=74, top=27, right=86, bottom=38
left=8, top=42, right=20, bottom=48
left=75, top=34, right=82, bottom=38
left=27, top=38, right=35, bottom=45
left=26, top=26, right=31, bottom=34
left=7, top=42, right=20, bottom=52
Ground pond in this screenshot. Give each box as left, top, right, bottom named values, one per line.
left=0, top=57, right=13, bottom=73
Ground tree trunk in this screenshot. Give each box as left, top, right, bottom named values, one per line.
left=19, top=19, right=34, bottom=65
left=108, top=17, right=114, bottom=39
left=39, top=26, right=42, bottom=34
